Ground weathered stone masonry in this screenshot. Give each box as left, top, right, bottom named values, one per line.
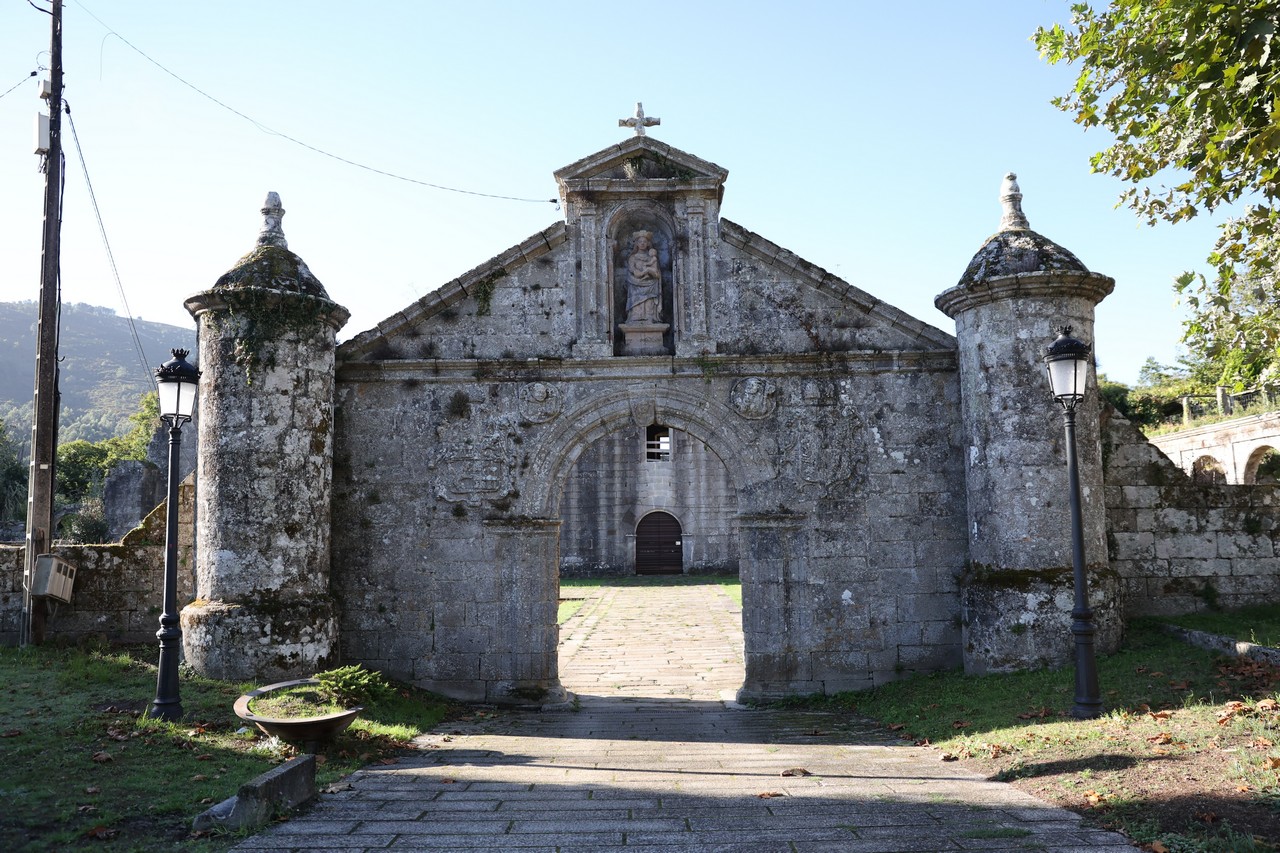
left=10, top=133, right=1277, bottom=708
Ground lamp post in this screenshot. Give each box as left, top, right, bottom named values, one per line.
left=1044, top=327, right=1103, bottom=720
left=151, top=348, right=200, bottom=722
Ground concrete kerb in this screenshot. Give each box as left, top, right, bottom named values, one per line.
left=1162, top=623, right=1280, bottom=667
left=192, top=753, right=316, bottom=832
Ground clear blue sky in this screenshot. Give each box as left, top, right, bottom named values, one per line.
left=0, top=1, right=1226, bottom=385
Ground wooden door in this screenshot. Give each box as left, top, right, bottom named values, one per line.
left=635, top=512, right=683, bottom=575
left=629, top=512, right=680, bottom=571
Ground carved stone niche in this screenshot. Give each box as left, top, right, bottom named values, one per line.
left=612, top=213, right=674, bottom=356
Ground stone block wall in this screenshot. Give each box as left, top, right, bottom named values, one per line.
left=0, top=481, right=194, bottom=645
left=331, top=351, right=968, bottom=701
left=559, top=425, right=738, bottom=576
left=1103, top=410, right=1280, bottom=615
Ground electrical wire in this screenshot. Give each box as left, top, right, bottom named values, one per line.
left=71, top=1, right=558, bottom=206
left=0, top=71, right=38, bottom=101
left=64, top=104, right=154, bottom=387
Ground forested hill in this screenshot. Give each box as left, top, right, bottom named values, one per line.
left=0, top=302, right=196, bottom=445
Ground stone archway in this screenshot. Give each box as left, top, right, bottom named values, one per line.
left=521, top=384, right=778, bottom=699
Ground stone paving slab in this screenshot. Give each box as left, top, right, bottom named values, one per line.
left=234, top=583, right=1135, bottom=852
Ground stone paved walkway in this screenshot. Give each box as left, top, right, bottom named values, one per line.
left=235, top=581, right=1135, bottom=852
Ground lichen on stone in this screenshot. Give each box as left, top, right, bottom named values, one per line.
left=957, top=229, right=1087, bottom=288
left=214, top=245, right=329, bottom=298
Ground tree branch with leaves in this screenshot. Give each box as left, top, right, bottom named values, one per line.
left=1036, top=0, right=1280, bottom=388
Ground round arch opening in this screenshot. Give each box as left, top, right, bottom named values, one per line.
left=1246, top=446, right=1280, bottom=484
left=1192, top=455, right=1227, bottom=485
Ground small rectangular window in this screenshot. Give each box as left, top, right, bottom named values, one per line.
left=646, top=424, right=672, bottom=461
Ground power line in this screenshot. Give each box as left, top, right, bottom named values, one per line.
left=64, top=104, right=154, bottom=388
left=0, top=71, right=38, bottom=102
left=71, top=1, right=558, bottom=206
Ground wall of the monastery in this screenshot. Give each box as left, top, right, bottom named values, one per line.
left=357, top=229, right=953, bottom=367
left=1103, top=411, right=1280, bottom=615
left=330, top=355, right=967, bottom=700
left=559, top=426, right=738, bottom=577
left=0, top=483, right=194, bottom=646
left=705, top=241, right=919, bottom=356
left=370, top=244, right=582, bottom=363
left=741, top=367, right=969, bottom=695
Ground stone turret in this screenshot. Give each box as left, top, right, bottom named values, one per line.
left=181, top=193, right=349, bottom=680
left=935, top=174, right=1121, bottom=674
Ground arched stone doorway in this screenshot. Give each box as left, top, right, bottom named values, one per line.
left=635, top=511, right=683, bottom=575
left=557, top=421, right=738, bottom=577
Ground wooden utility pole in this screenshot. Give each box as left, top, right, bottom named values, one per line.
left=23, top=0, right=63, bottom=646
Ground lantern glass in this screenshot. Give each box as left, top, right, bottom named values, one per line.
left=155, top=349, right=201, bottom=423
left=1046, top=355, right=1088, bottom=402
left=157, top=376, right=196, bottom=421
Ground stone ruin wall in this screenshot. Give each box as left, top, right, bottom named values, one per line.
left=0, top=481, right=194, bottom=645
left=1103, top=410, right=1280, bottom=615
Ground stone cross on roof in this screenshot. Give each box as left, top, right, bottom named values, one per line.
left=619, top=102, right=660, bottom=137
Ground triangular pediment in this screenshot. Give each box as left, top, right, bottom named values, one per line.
left=553, top=136, right=728, bottom=186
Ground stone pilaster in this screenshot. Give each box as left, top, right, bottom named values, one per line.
left=481, top=518, right=567, bottom=706
left=736, top=511, right=811, bottom=700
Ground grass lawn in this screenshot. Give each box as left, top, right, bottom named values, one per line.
left=796, top=620, right=1280, bottom=852
left=1165, top=604, right=1280, bottom=649
left=0, top=643, right=452, bottom=852
left=559, top=573, right=741, bottom=620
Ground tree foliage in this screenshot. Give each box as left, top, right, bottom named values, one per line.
left=0, top=419, right=25, bottom=522
left=1035, top=1, right=1280, bottom=387
left=54, top=392, right=158, bottom=505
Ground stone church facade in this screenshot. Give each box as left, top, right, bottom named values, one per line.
left=168, top=130, right=1275, bottom=705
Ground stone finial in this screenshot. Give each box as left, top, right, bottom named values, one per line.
left=999, top=173, right=1030, bottom=231
left=257, top=192, right=288, bottom=249
left=619, top=102, right=660, bottom=137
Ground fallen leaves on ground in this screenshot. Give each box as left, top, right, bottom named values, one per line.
left=756, top=791, right=784, bottom=798
left=84, top=825, right=117, bottom=840
left=90, top=751, right=112, bottom=763
left=780, top=767, right=811, bottom=777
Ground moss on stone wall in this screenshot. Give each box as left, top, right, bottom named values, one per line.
left=213, top=286, right=338, bottom=380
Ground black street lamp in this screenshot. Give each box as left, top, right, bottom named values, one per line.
left=1044, top=327, right=1103, bottom=720
left=151, top=348, right=200, bottom=722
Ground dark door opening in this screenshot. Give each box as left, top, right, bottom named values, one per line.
left=635, top=511, right=683, bottom=575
